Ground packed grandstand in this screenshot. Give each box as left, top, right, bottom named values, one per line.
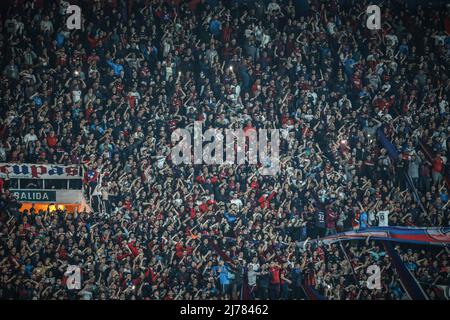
left=0, top=0, right=450, bottom=300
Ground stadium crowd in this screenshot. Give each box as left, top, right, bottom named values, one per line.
left=0, top=0, right=450, bottom=299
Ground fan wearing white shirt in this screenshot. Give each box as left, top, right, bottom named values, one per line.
left=24, top=129, right=38, bottom=145
left=230, top=192, right=243, bottom=209
left=267, top=1, right=281, bottom=14
left=377, top=211, right=389, bottom=227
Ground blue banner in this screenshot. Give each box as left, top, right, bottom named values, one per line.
left=303, top=227, right=450, bottom=247
left=376, top=127, right=400, bottom=160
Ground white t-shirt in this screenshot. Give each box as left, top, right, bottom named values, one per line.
left=0, top=147, right=6, bottom=161
left=327, top=22, right=336, bottom=35
left=24, top=133, right=38, bottom=144
left=40, top=20, right=53, bottom=32
left=368, top=211, right=377, bottom=226
left=60, top=0, right=70, bottom=15
left=230, top=198, right=243, bottom=209
left=268, top=2, right=281, bottom=13
left=72, top=90, right=82, bottom=103
left=247, top=270, right=258, bottom=286
left=377, top=211, right=389, bottom=227
left=386, top=34, right=398, bottom=47
left=156, top=156, right=165, bottom=169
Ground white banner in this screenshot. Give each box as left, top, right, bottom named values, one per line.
left=0, top=163, right=82, bottom=179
